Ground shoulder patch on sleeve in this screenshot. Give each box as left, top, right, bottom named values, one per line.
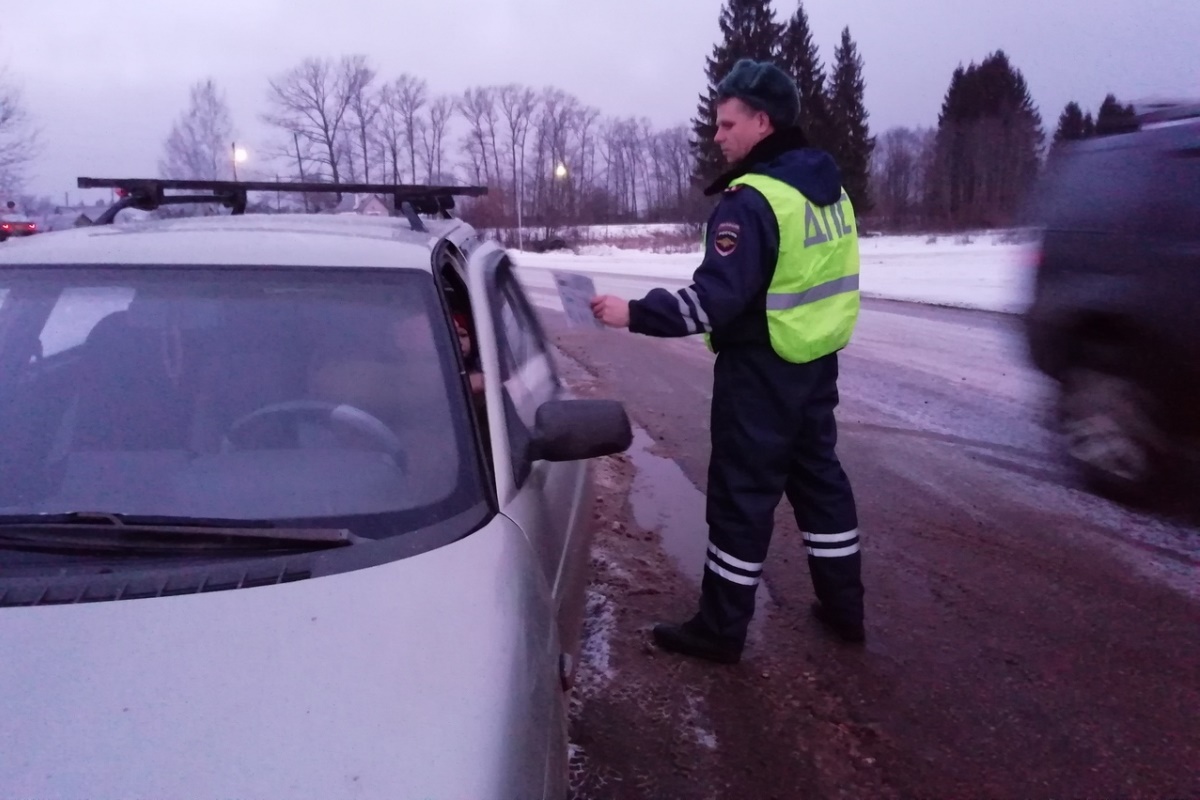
left=724, top=184, right=743, bottom=193
left=713, top=221, right=740, bottom=256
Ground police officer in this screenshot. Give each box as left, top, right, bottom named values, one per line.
left=590, top=59, right=864, bottom=663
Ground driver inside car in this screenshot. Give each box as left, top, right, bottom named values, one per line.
left=306, top=310, right=434, bottom=438
left=303, top=304, right=481, bottom=496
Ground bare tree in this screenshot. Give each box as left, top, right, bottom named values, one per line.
left=344, top=57, right=379, bottom=182
left=0, top=69, right=39, bottom=192
left=648, top=130, right=671, bottom=216
left=458, top=87, right=500, bottom=186
left=436, top=81, right=711, bottom=227
left=871, top=127, right=935, bottom=230
left=461, top=138, right=485, bottom=186
left=658, top=125, right=692, bottom=213
left=375, top=76, right=428, bottom=184
left=420, top=96, right=454, bottom=183
left=394, top=76, right=428, bottom=183
left=264, top=56, right=363, bottom=186
left=159, top=79, right=235, bottom=183
left=634, top=118, right=656, bottom=217
left=336, top=132, right=358, bottom=183
left=600, top=117, right=644, bottom=220
left=572, top=106, right=602, bottom=212
left=497, top=84, right=537, bottom=230
left=530, top=87, right=582, bottom=226
left=377, top=83, right=404, bottom=184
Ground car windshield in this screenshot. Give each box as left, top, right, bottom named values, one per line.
left=0, top=266, right=484, bottom=539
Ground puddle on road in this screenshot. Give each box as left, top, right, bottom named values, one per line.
left=627, top=427, right=709, bottom=579
left=624, top=427, right=774, bottom=639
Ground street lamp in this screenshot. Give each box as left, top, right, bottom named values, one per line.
left=232, top=143, right=249, bottom=181
left=550, top=161, right=569, bottom=235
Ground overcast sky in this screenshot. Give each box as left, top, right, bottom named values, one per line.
left=5, top=0, right=1199, bottom=201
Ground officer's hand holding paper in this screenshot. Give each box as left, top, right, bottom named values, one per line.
left=590, top=293, right=631, bottom=329
left=552, top=272, right=605, bottom=329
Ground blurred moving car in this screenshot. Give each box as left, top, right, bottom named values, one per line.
left=1025, top=101, right=1200, bottom=503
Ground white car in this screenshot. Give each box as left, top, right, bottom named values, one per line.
left=0, top=181, right=631, bottom=799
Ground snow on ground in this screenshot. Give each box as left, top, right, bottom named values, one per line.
left=574, top=588, right=618, bottom=699
left=856, top=233, right=1036, bottom=314
left=483, top=222, right=691, bottom=243
left=512, top=231, right=1038, bottom=316
left=683, top=694, right=720, bottom=751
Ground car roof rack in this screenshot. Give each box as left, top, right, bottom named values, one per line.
left=75, top=177, right=489, bottom=231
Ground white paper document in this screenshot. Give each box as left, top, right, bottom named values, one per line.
left=552, top=271, right=604, bottom=329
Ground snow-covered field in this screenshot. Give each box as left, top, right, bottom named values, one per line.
left=512, top=231, right=1038, bottom=316
left=484, top=222, right=692, bottom=243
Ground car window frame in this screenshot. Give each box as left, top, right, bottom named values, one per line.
left=485, top=255, right=560, bottom=488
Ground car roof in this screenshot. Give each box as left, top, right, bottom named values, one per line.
left=1064, top=118, right=1200, bottom=157
left=0, top=212, right=479, bottom=272
left=1032, top=119, right=1199, bottom=230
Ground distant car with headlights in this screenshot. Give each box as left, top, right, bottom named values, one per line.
left=0, top=210, right=37, bottom=240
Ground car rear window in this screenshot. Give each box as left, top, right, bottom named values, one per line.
left=1037, top=143, right=1156, bottom=232
left=1157, top=144, right=1200, bottom=239
left=0, top=266, right=485, bottom=538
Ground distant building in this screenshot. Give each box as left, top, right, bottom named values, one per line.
left=39, top=211, right=97, bottom=232
left=356, top=195, right=391, bottom=217
left=330, top=194, right=393, bottom=217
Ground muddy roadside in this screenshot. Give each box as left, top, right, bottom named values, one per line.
left=557, top=347, right=895, bottom=800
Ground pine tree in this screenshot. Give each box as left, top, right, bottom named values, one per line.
left=1095, top=94, right=1138, bottom=135
left=1053, top=101, right=1089, bottom=144
left=778, top=3, right=833, bottom=151
left=691, top=0, right=783, bottom=183
left=928, top=51, right=1043, bottom=227
left=828, top=27, right=874, bottom=213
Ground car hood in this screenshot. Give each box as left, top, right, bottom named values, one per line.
left=0, top=516, right=558, bottom=799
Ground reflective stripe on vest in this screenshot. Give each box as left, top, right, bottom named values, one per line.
left=730, top=172, right=861, bottom=364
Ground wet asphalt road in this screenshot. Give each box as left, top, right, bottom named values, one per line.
left=544, top=299, right=1200, bottom=799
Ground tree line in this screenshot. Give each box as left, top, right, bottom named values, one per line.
left=160, top=58, right=699, bottom=232
left=870, top=84, right=1143, bottom=231
left=872, top=51, right=1045, bottom=230
left=157, top=9, right=1070, bottom=233
left=692, top=0, right=874, bottom=215
left=3, top=2, right=1156, bottom=234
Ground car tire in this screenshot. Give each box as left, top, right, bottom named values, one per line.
left=1058, top=360, right=1171, bottom=505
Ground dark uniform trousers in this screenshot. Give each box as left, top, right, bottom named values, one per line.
left=698, top=344, right=861, bottom=645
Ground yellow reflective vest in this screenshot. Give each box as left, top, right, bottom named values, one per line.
left=719, top=173, right=861, bottom=364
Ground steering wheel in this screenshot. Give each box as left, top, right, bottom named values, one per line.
left=222, top=400, right=406, bottom=468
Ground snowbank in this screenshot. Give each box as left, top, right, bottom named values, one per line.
left=513, top=232, right=1037, bottom=315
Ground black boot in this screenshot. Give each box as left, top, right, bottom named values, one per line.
left=652, top=616, right=743, bottom=664
left=811, top=602, right=865, bottom=643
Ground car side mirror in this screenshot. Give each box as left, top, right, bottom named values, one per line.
left=529, top=399, right=633, bottom=462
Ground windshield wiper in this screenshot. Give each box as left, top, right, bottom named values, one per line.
left=0, top=512, right=355, bottom=555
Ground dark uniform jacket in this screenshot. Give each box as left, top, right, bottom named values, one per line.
left=628, top=128, right=845, bottom=352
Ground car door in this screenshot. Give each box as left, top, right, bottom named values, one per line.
left=1150, top=138, right=1200, bottom=405
left=465, top=242, right=595, bottom=656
